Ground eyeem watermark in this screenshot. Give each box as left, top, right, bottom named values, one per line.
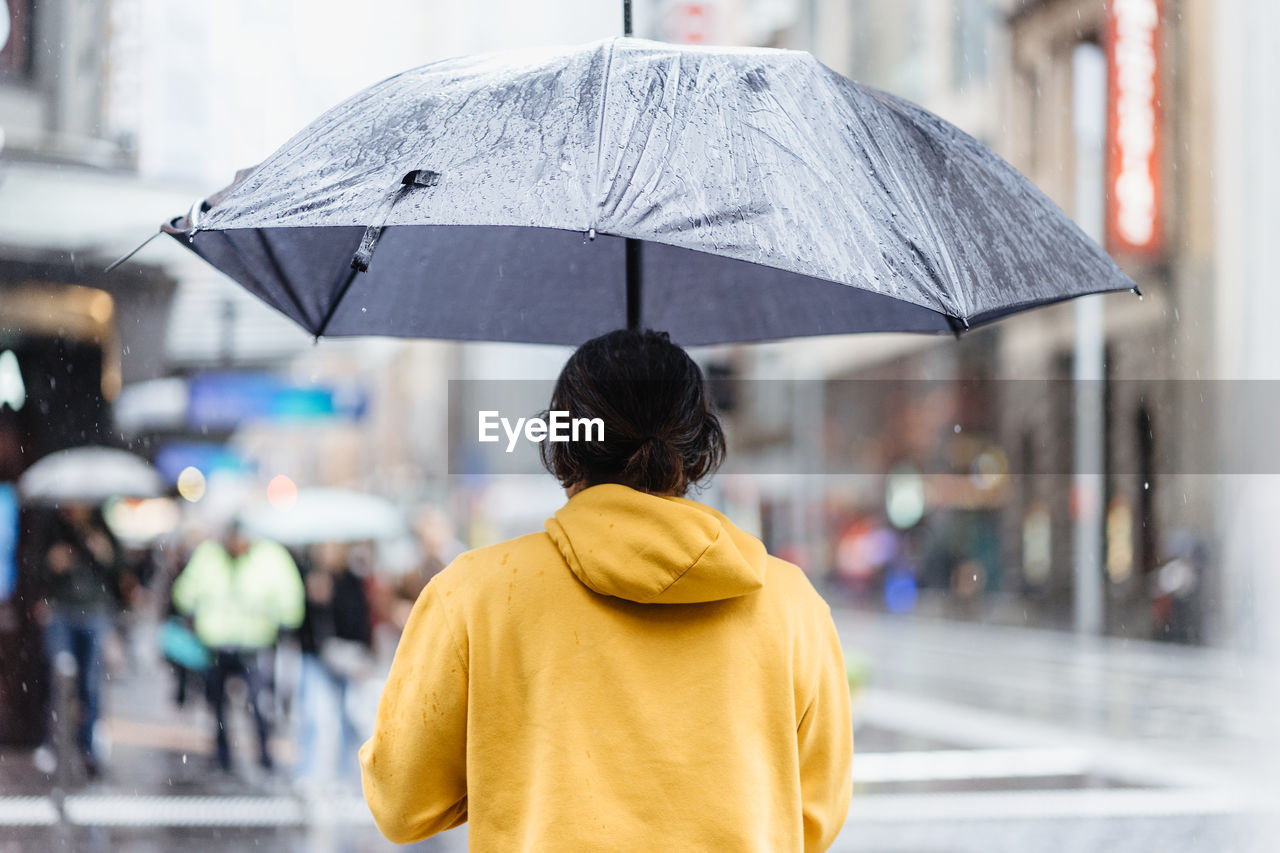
left=479, top=410, right=604, bottom=453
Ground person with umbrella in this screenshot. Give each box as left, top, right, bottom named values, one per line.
left=172, top=522, right=304, bottom=775
left=360, top=330, right=853, bottom=849
left=31, top=502, right=126, bottom=779
left=134, top=28, right=1140, bottom=848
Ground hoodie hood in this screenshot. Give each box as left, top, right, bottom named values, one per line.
left=545, top=484, right=767, bottom=604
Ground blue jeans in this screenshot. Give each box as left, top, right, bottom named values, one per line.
left=294, top=653, right=360, bottom=785
left=43, top=609, right=110, bottom=758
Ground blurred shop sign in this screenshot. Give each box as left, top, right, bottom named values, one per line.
left=659, top=0, right=718, bottom=44
left=188, top=373, right=367, bottom=430
left=0, top=484, right=16, bottom=602
left=154, top=442, right=252, bottom=485
left=1106, top=0, right=1164, bottom=258
left=118, top=372, right=368, bottom=435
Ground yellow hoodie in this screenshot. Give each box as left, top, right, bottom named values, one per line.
left=360, top=484, right=852, bottom=851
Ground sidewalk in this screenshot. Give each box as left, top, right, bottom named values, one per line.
left=832, top=606, right=1275, bottom=778
left=827, top=607, right=1279, bottom=852
left=0, top=621, right=465, bottom=851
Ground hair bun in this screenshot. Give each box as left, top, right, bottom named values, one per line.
left=623, top=433, right=681, bottom=494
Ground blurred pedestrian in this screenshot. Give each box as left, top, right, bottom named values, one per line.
left=172, top=524, right=304, bottom=774
left=294, top=541, right=373, bottom=790
left=389, top=509, right=464, bottom=632
left=32, top=503, right=124, bottom=778
left=361, top=330, right=853, bottom=850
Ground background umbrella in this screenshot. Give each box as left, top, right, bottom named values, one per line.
left=153, top=35, right=1135, bottom=345
left=19, top=446, right=166, bottom=504
left=238, top=487, right=407, bottom=546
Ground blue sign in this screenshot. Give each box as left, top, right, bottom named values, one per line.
left=155, top=442, right=254, bottom=485
left=186, top=372, right=367, bottom=431
left=0, top=484, right=18, bottom=602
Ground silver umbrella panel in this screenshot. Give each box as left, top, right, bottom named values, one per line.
left=161, top=38, right=1136, bottom=346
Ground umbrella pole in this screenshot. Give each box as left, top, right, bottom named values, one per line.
left=622, top=1, right=639, bottom=331
left=626, top=238, right=642, bottom=331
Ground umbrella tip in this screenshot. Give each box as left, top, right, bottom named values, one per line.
left=1131, top=285, right=1144, bottom=298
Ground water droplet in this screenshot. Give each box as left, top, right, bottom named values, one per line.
left=954, top=424, right=962, bottom=433
left=1144, top=482, right=1150, bottom=490
left=182, top=754, right=187, bottom=764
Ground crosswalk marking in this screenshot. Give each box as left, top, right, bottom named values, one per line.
left=1, top=787, right=1269, bottom=829
left=852, top=748, right=1092, bottom=783
left=0, top=797, right=58, bottom=826
left=848, top=788, right=1270, bottom=823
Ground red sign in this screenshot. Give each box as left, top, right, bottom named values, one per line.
left=1105, top=0, right=1164, bottom=257
left=661, top=2, right=715, bottom=45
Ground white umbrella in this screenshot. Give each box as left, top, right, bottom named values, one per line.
left=238, top=487, right=406, bottom=546
left=19, top=446, right=166, bottom=504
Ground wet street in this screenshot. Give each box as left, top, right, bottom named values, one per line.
left=2, top=608, right=1275, bottom=852
left=831, top=610, right=1279, bottom=851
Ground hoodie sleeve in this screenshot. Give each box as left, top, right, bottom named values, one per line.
left=360, top=581, right=468, bottom=844
left=798, top=611, right=854, bottom=852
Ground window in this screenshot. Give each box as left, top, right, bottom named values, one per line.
left=952, top=0, right=990, bottom=90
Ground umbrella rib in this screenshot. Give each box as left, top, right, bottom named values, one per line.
left=315, top=266, right=359, bottom=339
left=590, top=39, right=619, bottom=232
left=852, top=95, right=970, bottom=321
left=253, top=228, right=313, bottom=327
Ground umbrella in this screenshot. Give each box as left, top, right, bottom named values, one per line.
left=19, top=446, right=166, bottom=504
left=153, top=37, right=1135, bottom=345
left=238, top=487, right=406, bottom=546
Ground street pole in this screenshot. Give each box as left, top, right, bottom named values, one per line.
left=1071, top=43, right=1107, bottom=636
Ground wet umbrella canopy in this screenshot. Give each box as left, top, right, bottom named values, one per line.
left=160, top=38, right=1135, bottom=345
left=238, top=487, right=407, bottom=546
left=19, top=446, right=166, bottom=504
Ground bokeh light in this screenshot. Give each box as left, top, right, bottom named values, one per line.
left=267, top=474, right=298, bottom=510
left=176, top=466, right=206, bottom=503
left=885, top=465, right=925, bottom=529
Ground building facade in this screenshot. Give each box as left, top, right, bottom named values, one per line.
left=730, top=0, right=1233, bottom=643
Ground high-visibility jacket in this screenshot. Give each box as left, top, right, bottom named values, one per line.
left=173, top=540, right=304, bottom=649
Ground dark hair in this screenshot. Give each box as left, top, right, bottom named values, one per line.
left=540, top=329, right=726, bottom=497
